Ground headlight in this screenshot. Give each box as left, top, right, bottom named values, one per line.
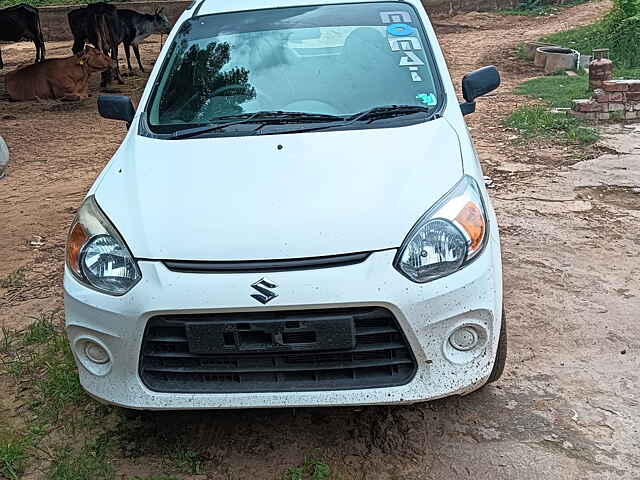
left=394, top=175, right=488, bottom=283
left=66, top=196, right=141, bottom=295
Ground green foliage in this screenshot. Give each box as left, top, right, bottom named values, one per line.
left=0, top=328, right=16, bottom=355
left=504, top=106, right=599, bottom=144
left=0, top=267, right=26, bottom=290
left=24, top=312, right=57, bottom=345
left=0, top=433, right=29, bottom=480
left=0, top=426, right=45, bottom=480
left=283, top=456, right=332, bottom=480
left=514, top=73, right=591, bottom=108
left=500, top=0, right=589, bottom=16
left=168, top=448, right=206, bottom=475
left=130, top=477, right=182, bottom=480
left=0, top=312, right=84, bottom=421
left=47, top=439, right=114, bottom=480
left=540, top=0, right=640, bottom=67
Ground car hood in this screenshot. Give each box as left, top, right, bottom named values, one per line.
left=94, top=119, right=463, bottom=261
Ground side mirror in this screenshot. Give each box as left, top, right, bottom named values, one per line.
left=460, top=66, right=500, bottom=115
left=98, top=95, right=135, bottom=126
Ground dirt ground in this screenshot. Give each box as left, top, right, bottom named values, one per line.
left=1, top=1, right=639, bottom=478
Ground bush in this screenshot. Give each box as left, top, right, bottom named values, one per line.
left=541, top=0, right=640, bottom=67
left=501, top=0, right=590, bottom=16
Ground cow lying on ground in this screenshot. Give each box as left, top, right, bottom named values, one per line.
left=68, top=2, right=123, bottom=86
left=0, top=3, right=46, bottom=69
left=118, top=8, right=170, bottom=73
left=6, top=46, right=112, bottom=101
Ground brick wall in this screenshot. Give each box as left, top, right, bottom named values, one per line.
left=38, top=0, right=520, bottom=42
left=571, top=80, right=640, bottom=122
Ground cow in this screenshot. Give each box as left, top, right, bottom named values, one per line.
left=117, top=8, right=170, bottom=73
left=68, top=2, right=123, bottom=86
left=5, top=46, right=112, bottom=101
left=0, top=4, right=45, bottom=69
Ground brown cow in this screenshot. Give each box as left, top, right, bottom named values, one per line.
left=6, top=46, right=111, bottom=101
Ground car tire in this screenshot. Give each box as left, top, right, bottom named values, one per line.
left=487, top=308, right=507, bottom=383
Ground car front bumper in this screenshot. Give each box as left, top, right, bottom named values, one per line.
left=64, top=239, right=502, bottom=410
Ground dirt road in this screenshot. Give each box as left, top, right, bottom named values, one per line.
left=1, top=2, right=639, bottom=478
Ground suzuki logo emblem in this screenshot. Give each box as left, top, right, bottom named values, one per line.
left=250, top=278, right=278, bottom=304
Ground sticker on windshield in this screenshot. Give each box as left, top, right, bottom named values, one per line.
left=380, top=10, right=426, bottom=83
left=387, top=23, right=414, bottom=36
left=416, top=93, right=437, bottom=106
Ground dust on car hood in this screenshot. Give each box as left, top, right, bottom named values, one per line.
left=94, top=118, right=463, bottom=261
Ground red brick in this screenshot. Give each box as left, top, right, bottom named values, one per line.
left=593, top=89, right=609, bottom=103
left=573, top=99, right=602, bottom=112
left=627, top=81, right=640, bottom=92
left=602, top=80, right=630, bottom=92
left=609, top=92, right=625, bottom=102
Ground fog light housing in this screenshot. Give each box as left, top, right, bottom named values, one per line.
left=449, top=326, right=480, bottom=351
left=84, top=341, right=110, bottom=364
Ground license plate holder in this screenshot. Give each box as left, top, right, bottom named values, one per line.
left=185, top=315, right=355, bottom=354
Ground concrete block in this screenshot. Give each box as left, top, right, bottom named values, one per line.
left=625, top=111, right=638, bottom=120
left=609, top=103, right=625, bottom=112
left=626, top=92, right=640, bottom=102
left=573, top=99, right=601, bottom=112
left=597, top=112, right=610, bottom=120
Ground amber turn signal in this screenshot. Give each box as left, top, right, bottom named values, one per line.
left=455, top=201, right=486, bottom=253
left=67, top=221, right=89, bottom=276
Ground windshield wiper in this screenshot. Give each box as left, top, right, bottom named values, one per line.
left=272, top=105, right=434, bottom=135
left=170, top=111, right=343, bottom=139
left=346, top=105, right=432, bottom=124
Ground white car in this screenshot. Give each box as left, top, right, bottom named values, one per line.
left=64, top=0, right=505, bottom=410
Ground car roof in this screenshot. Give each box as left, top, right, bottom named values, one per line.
left=195, top=0, right=404, bottom=17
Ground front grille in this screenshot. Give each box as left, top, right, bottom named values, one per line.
left=139, top=307, right=416, bottom=393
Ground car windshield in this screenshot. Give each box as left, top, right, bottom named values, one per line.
left=146, top=2, right=442, bottom=135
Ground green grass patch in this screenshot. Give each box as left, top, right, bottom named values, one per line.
left=514, top=73, right=591, bottom=108
left=24, top=312, right=58, bottom=345
left=48, top=438, right=114, bottom=480
left=131, top=477, right=182, bottom=480
left=499, top=0, right=590, bottom=16
left=540, top=0, right=640, bottom=68
left=505, top=106, right=599, bottom=143
left=0, top=312, right=84, bottom=421
left=0, top=425, right=45, bottom=480
left=0, top=432, right=30, bottom=480
left=0, top=267, right=26, bottom=290
left=540, top=23, right=605, bottom=57
left=166, top=447, right=206, bottom=475
left=283, top=455, right=332, bottom=480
